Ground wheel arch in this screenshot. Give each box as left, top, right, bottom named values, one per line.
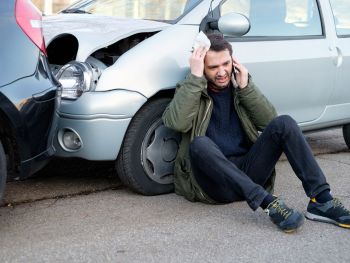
left=147, top=88, right=175, bottom=102
left=124, top=87, right=175, bottom=142
left=116, top=87, right=175, bottom=159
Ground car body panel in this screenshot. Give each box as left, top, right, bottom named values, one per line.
left=229, top=38, right=335, bottom=123
left=0, top=1, right=37, bottom=86
left=300, top=0, right=350, bottom=130
left=326, top=0, right=350, bottom=108
left=53, top=115, right=130, bottom=160
left=43, top=14, right=170, bottom=61
left=331, top=38, right=350, bottom=105
left=58, top=89, right=146, bottom=118
left=0, top=55, right=58, bottom=177
left=54, top=89, right=146, bottom=159
left=95, top=24, right=200, bottom=94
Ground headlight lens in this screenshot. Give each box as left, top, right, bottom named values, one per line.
left=55, top=62, right=97, bottom=100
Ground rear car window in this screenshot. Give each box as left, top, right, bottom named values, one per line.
left=221, top=0, right=322, bottom=37
left=329, top=0, right=350, bottom=36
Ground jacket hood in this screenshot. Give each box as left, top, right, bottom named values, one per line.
left=42, top=14, right=170, bottom=61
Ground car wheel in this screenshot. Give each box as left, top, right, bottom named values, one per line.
left=116, top=98, right=181, bottom=195
left=342, top=124, right=350, bottom=149
left=0, top=140, right=7, bottom=200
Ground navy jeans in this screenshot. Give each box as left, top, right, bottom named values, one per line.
left=189, top=115, right=330, bottom=210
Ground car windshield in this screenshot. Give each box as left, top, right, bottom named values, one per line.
left=62, top=0, right=202, bottom=22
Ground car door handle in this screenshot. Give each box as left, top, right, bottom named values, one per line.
left=331, top=46, right=343, bottom=67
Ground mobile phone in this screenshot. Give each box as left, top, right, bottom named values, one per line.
left=232, top=66, right=238, bottom=80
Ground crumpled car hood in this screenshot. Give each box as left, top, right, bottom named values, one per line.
left=42, top=14, right=170, bottom=61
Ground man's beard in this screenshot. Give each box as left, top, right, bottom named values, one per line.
left=205, top=70, right=232, bottom=90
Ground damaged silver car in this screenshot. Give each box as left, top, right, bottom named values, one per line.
left=43, top=0, right=350, bottom=195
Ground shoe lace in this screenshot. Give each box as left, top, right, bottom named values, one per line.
left=271, top=201, right=291, bottom=219
left=332, top=198, right=350, bottom=214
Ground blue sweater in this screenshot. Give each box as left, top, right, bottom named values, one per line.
left=206, top=85, right=249, bottom=157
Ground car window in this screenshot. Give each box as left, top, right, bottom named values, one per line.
left=221, top=0, right=322, bottom=37
left=329, top=0, right=350, bottom=36
left=65, top=0, right=201, bottom=22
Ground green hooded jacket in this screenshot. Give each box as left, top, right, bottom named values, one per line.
left=162, top=73, right=277, bottom=203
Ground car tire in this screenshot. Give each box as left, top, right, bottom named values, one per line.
left=0, top=140, right=7, bottom=200
left=116, top=97, right=181, bottom=195
left=342, top=124, right=350, bottom=149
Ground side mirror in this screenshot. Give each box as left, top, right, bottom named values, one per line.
left=211, top=12, right=250, bottom=37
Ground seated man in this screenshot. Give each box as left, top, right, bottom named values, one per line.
left=162, top=33, right=350, bottom=233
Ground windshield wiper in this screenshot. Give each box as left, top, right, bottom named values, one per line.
left=61, top=8, right=91, bottom=14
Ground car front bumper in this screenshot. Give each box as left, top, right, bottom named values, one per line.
left=54, top=89, right=147, bottom=160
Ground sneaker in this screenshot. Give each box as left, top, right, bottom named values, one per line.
left=305, top=198, right=350, bottom=229
left=265, top=198, right=304, bottom=233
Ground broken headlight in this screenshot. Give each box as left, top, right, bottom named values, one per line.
left=55, top=61, right=99, bottom=100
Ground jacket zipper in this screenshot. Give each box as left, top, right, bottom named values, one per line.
left=197, top=98, right=212, bottom=136
left=234, top=94, right=257, bottom=143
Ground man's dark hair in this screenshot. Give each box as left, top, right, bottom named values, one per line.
left=206, top=33, right=233, bottom=56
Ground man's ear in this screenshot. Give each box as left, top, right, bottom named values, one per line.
left=202, top=69, right=208, bottom=80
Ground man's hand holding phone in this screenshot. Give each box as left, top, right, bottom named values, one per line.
left=232, top=56, right=249, bottom=89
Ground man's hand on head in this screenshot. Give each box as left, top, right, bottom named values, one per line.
left=190, top=46, right=209, bottom=78
left=232, top=56, right=249, bottom=89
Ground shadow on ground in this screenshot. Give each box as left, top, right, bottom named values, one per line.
left=2, top=158, right=122, bottom=206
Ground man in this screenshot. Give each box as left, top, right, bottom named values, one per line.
left=162, top=33, right=350, bottom=233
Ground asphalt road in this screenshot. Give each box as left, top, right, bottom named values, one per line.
left=0, top=129, right=349, bottom=262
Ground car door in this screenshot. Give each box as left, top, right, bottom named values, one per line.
left=220, top=0, right=335, bottom=125
left=327, top=0, right=350, bottom=108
